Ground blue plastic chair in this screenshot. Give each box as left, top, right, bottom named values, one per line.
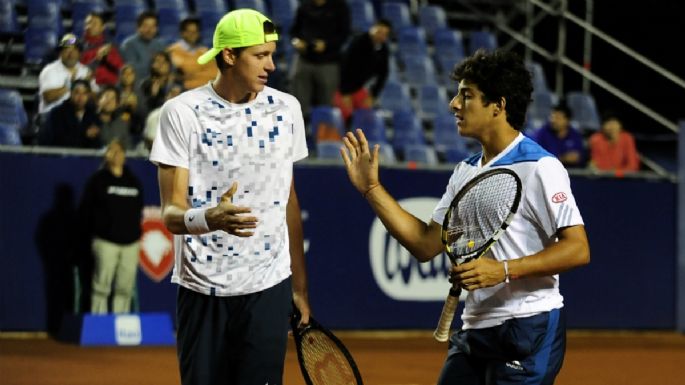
left=397, top=26, right=428, bottom=63
left=391, top=109, right=425, bottom=153
left=316, top=140, right=344, bottom=161
left=310, top=105, right=346, bottom=142
left=348, top=0, right=375, bottom=33
left=351, top=109, right=387, bottom=143
left=0, top=1, right=20, bottom=34
left=270, top=0, right=299, bottom=32
left=417, top=84, right=449, bottom=120
left=378, top=80, right=412, bottom=113
left=566, top=91, right=601, bottom=132
left=402, top=55, right=437, bottom=88
left=468, top=30, right=497, bottom=54
left=0, top=89, right=28, bottom=132
left=381, top=1, right=412, bottom=31
left=24, top=28, right=58, bottom=65
left=195, top=0, right=227, bottom=13
left=433, top=27, right=466, bottom=74
left=418, top=5, right=447, bottom=41
left=0, top=122, right=22, bottom=146
left=234, top=0, right=267, bottom=14
left=157, top=7, right=188, bottom=44
left=403, top=143, right=438, bottom=165
left=432, top=112, right=470, bottom=156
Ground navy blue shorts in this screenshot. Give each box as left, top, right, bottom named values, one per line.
left=175, top=277, right=292, bottom=385
left=437, top=308, right=566, bottom=385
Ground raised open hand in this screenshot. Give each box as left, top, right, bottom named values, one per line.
left=340, top=129, right=381, bottom=197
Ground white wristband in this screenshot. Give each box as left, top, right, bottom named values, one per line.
left=184, top=208, right=210, bottom=234
left=503, top=260, right=510, bottom=284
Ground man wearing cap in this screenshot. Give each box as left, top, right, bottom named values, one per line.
left=38, top=33, right=92, bottom=117
left=149, top=9, right=311, bottom=385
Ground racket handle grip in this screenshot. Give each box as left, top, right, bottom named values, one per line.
left=433, top=287, right=461, bottom=342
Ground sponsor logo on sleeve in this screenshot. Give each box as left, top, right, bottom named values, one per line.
left=551, top=192, right=567, bottom=203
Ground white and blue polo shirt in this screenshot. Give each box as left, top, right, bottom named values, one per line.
left=432, top=133, right=584, bottom=329
left=150, top=84, right=308, bottom=296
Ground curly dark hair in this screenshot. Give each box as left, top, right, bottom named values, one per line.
left=451, top=49, right=533, bottom=131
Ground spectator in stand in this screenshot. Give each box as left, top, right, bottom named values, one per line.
left=97, top=86, right=134, bottom=150
left=79, top=138, right=143, bottom=314
left=589, top=113, right=640, bottom=172
left=38, top=34, right=92, bottom=120
left=80, top=12, right=124, bottom=86
left=532, top=103, right=586, bottom=167
left=116, top=64, right=145, bottom=137
left=38, top=79, right=101, bottom=148
left=120, top=11, right=166, bottom=80
left=139, top=51, right=178, bottom=113
left=289, top=0, right=351, bottom=119
left=334, top=19, right=392, bottom=123
left=167, top=17, right=218, bottom=89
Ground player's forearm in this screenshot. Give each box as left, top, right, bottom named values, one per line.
left=287, top=190, right=308, bottom=298
left=365, top=185, right=442, bottom=261
left=161, top=204, right=192, bottom=234
left=507, top=225, right=590, bottom=280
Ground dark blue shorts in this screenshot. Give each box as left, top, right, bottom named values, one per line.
left=437, top=308, right=566, bottom=385
left=175, top=277, right=292, bottom=385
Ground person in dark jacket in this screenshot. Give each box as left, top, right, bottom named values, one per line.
left=289, top=0, right=351, bottom=118
left=335, top=19, right=392, bottom=122
left=38, top=79, right=101, bottom=148
left=79, top=139, right=143, bottom=314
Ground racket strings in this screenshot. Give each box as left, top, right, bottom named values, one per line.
left=447, top=173, right=519, bottom=256
left=300, top=329, right=358, bottom=385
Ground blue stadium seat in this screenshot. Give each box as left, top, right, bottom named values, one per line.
left=402, top=55, right=437, bottom=88
left=381, top=1, right=412, bottom=31
left=526, top=61, right=550, bottom=94
left=350, top=109, right=387, bottom=143
left=468, top=30, right=497, bottom=54
left=199, top=10, right=224, bottom=47
left=233, top=0, right=267, bottom=14
left=316, top=140, right=343, bottom=161
left=417, top=84, right=449, bottom=120
left=433, top=27, right=465, bottom=75
left=348, top=0, right=375, bottom=33
left=153, top=0, right=188, bottom=12
left=418, top=5, right=447, bottom=41
left=391, top=109, right=425, bottom=153
left=114, top=4, right=146, bottom=45
left=0, top=88, right=29, bottom=133
left=432, top=112, right=469, bottom=156
left=270, top=0, right=298, bottom=32
left=26, top=2, right=62, bottom=35
left=368, top=140, right=397, bottom=163
left=310, top=105, right=346, bottom=142
left=195, top=0, right=227, bottom=13
left=0, top=123, right=22, bottom=146
left=378, top=79, right=412, bottom=113
left=24, top=28, right=58, bottom=65
left=566, top=91, right=601, bottom=131
left=396, top=26, right=428, bottom=64
left=443, top=144, right=471, bottom=163
left=0, top=1, right=19, bottom=34
left=157, top=7, right=188, bottom=44
left=71, top=1, right=107, bottom=37
left=527, top=90, right=556, bottom=129
left=403, top=144, right=438, bottom=165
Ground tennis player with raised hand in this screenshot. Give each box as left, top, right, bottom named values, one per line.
left=340, top=48, right=590, bottom=385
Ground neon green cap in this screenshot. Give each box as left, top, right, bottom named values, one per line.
left=197, top=9, right=279, bottom=65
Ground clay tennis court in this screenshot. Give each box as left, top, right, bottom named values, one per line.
left=2, top=331, right=684, bottom=385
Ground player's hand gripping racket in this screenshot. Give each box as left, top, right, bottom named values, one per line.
left=433, top=168, right=522, bottom=342
left=291, top=307, right=364, bottom=385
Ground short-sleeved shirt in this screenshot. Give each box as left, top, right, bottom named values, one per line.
left=150, top=84, right=308, bottom=296
left=38, top=59, right=91, bottom=114
left=432, top=134, right=584, bottom=330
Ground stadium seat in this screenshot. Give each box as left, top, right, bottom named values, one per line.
left=270, top=0, right=298, bottom=32
left=432, top=112, right=470, bottom=157
left=526, top=61, right=550, bottom=94
left=378, top=79, right=412, bottom=113
left=194, top=0, right=227, bottom=14
left=0, top=122, right=22, bottom=146
left=310, top=105, right=346, bottom=142
left=417, top=84, right=449, bottom=120
left=350, top=109, right=387, bottom=143
left=199, top=10, right=224, bottom=47
left=402, top=55, right=437, bottom=88
left=418, top=5, right=447, bottom=41
left=566, top=91, right=601, bottom=131
left=391, top=109, right=425, bottom=153
left=443, top=144, right=471, bottom=163
left=316, top=140, right=343, bottom=161
left=0, top=88, right=29, bottom=133
left=348, top=0, right=375, bottom=33
left=381, top=1, right=412, bottom=32
left=233, top=0, right=267, bottom=14
left=114, top=4, right=146, bottom=45
left=153, top=0, right=188, bottom=12
left=0, top=1, right=19, bottom=34
left=433, top=27, right=466, bottom=75
left=24, top=28, right=59, bottom=65
left=403, top=143, right=438, bottom=165
left=396, top=26, right=428, bottom=64
left=468, top=30, right=497, bottom=54
left=157, top=7, right=188, bottom=44
left=527, top=90, right=556, bottom=128
left=26, top=2, right=62, bottom=35
left=368, top=141, right=397, bottom=163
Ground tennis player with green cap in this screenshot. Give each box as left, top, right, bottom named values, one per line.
left=149, top=8, right=312, bottom=385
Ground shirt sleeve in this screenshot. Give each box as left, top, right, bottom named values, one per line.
left=525, top=157, right=584, bottom=237
left=286, top=94, right=308, bottom=162
left=149, top=98, right=196, bottom=169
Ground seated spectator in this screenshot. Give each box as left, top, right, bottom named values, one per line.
left=39, top=79, right=101, bottom=148
left=80, top=12, right=124, bottom=86
left=97, top=86, right=134, bottom=150
left=120, top=11, right=166, bottom=80
left=589, top=113, right=640, bottom=172
left=334, top=19, right=392, bottom=123
left=532, top=103, right=586, bottom=167
left=167, top=17, right=218, bottom=89
left=142, top=82, right=184, bottom=152
left=38, top=34, right=93, bottom=119
left=116, top=64, right=145, bottom=136
left=139, top=52, right=177, bottom=112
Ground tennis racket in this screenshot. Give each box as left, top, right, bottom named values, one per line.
left=433, top=168, right=522, bottom=342
left=291, top=307, right=364, bottom=385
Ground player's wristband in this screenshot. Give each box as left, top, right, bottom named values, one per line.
left=184, top=208, right=210, bottom=234
left=503, top=260, right=510, bottom=283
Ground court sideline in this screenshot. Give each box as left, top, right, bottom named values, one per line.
left=1, top=331, right=684, bottom=385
